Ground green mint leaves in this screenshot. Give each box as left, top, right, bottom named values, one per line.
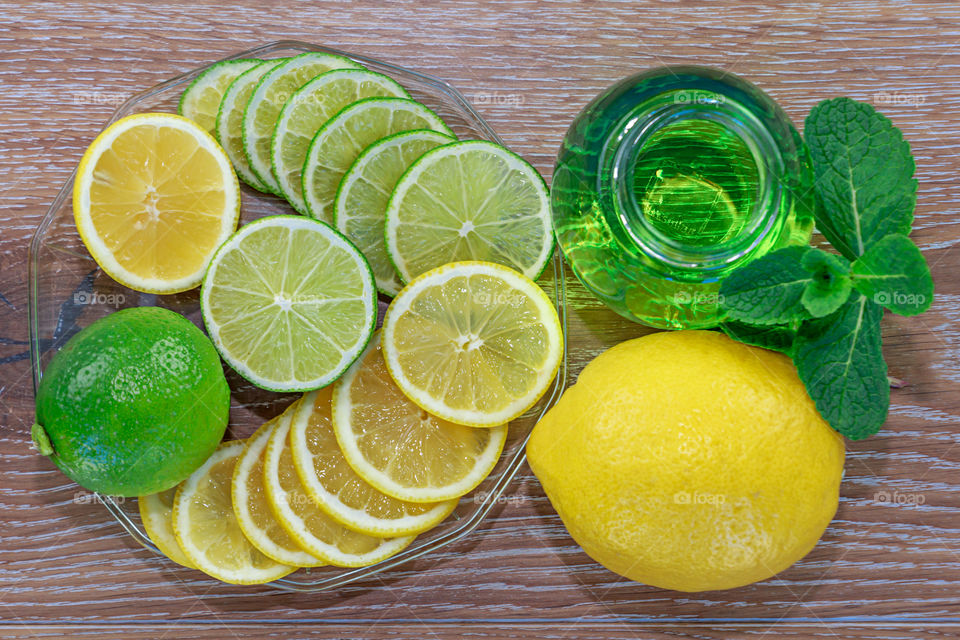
left=804, top=97, right=917, bottom=259
left=851, top=233, right=934, bottom=316
left=720, top=246, right=815, bottom=325
left=793, top=294, right=889, bottom=441
left=718, top=98, right=933, bottom=441
left=800, top=249, right=851, bottom=318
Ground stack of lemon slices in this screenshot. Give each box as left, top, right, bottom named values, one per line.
left=139, top=259, right=562, bottom=584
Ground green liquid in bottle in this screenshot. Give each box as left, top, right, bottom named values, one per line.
left=552, top=66, right=815, bottom=329
left=633, top=120, right=758, bottom=248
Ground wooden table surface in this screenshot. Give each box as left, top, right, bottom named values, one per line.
left=4, top=2, right=960, bottom=639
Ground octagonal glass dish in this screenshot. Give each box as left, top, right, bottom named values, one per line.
left=27, top=40, right=567, bottom=592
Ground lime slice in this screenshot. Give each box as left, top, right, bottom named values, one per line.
left=302, top=97, right=453, bottom=223
left=334, top=130, right=455, bottom=295
left=216, top=59, right=286, bottom=191
left=232, top=414, right=325, bottom=567
left=381, top=261, right=563, bottom=427
left=272, top=69, right=409, bottom=214
left=290, top=385, right=457, bottom=536
left=263, top=410, right=415, bottom=567
left=384, top=140, right=553, bottom=283
left=200, top=215, right=376, bottom=392
left=243, top=52, right=362, bottom=194
left=179, top=59, right=261, bottom=135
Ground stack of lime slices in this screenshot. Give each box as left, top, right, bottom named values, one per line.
left=181, top=51, right=553, bottom=299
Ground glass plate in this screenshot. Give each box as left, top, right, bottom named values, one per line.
left=27, top=40, right=567, bottom=592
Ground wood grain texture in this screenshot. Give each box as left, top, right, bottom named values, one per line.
left=2, top=1, right=960, bottom=639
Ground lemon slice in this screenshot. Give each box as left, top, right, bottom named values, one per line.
left=290, top=385, right=457, bottom=536
left=381, top=261, right=563, bottom=427
left=272, top=69, right=409, bottom=214
left=332, top=334, right=507, bottom=502
left=139, top=488, right=194, bottom=569
left=73, top=113, right=240, bottom=294
left=384, top=140, right=552, bottom=283
left=201, top=215, right=377, bottom=392
left=262, top=411, right=414, bottom=567
left=334, top=130, right=455, bottom=295
left=179, top=58, right=261, bottom=135
left=243, top=52, right=362, bottom=194
left=232, top=414, right=325, bottom=566
left=216, top=59, right=286, bottom=191
left=302, top=97, right=453, bottom=222
left=173, top=441, right=295, bottom=584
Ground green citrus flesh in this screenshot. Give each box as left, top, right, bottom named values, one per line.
left=216, top=59, right=287, bottom=191
left=334, top=130, right=455, bottom=295
left=200, top=215, right=377, bottom=392
left=242, top=52, right=363, bottom=194
left=384, top=140, right=553, bottom=283
left=32, top=307, right=230, bottom=496
left=272, top=69, right=409, bottom=214
left=179, top=59, right=262, bottom=135
left=302, top=97, right=454, bottom=223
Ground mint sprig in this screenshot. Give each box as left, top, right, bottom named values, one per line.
left=718, top=97, right=933, bottom=441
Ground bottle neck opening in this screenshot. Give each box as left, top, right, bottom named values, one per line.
left=607, top=91, right=784, bottom=273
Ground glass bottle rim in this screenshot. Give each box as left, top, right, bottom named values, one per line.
left=602, top=78, right=787, bottom=273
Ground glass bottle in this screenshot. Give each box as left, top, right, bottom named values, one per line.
left=551, top=66, right=815, bottom=329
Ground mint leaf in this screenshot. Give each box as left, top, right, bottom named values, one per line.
left=804, top=98, right=916, bottom=259
left=720, top=321, right=798, bottom=355
left=794, top=294, right=888, bottom=440
left=719, top=246, right=813, bottom=325
left=851, top=233, right=934, bottom=316
left=800, top=249, right=852, bottom=318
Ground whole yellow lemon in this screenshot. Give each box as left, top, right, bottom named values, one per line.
left=527, top=330, right=844, bottom=592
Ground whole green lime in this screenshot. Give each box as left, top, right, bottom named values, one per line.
left=32, top=306, right=230, bottom=496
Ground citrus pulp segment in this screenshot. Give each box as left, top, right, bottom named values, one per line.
left=384, top=140, right=553, bottom=283
left=179, top=58, right=262, bottom=135
left=271, top=69, right=410, bottom=214
left=216, top=58, right=286, bottom=191
left=262, top=411, right=415, bottom=567
left=73, top=113, right=240, bottom=294
left=139, top=488, right=195, bottom=569
left=243, top=52, right=363, bottom=194
left=334, top=129, right=456, bottom=295
left=332, top=335, right=508, bottom=502
left=172, top=441, right=295, bottom=584
left=290, top=385, right=458, bottom=537
left=200, top=215, right=377, bottom=392
left=380, top=261, right=563, bottom=427
left=302, top=97, right=454, bottom=223
left=232, top=415, right=325, bottom=567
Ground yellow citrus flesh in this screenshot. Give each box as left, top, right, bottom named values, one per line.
left=381, top=261, right=563, bottom=427
left=138, top=488, right=194, bottom=569
left=173, top=441, right=295, bottom=585
left=232, top=414, right=325, bottom=567
left=262, top=411, right=414, bottom=567
left=333, top=334, right=507, bottom=503
left=73, top=113, right=240, bottom=293
left=527, top=330, right=846, bottom=593
left=290, top=386, right=457, bottom=537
